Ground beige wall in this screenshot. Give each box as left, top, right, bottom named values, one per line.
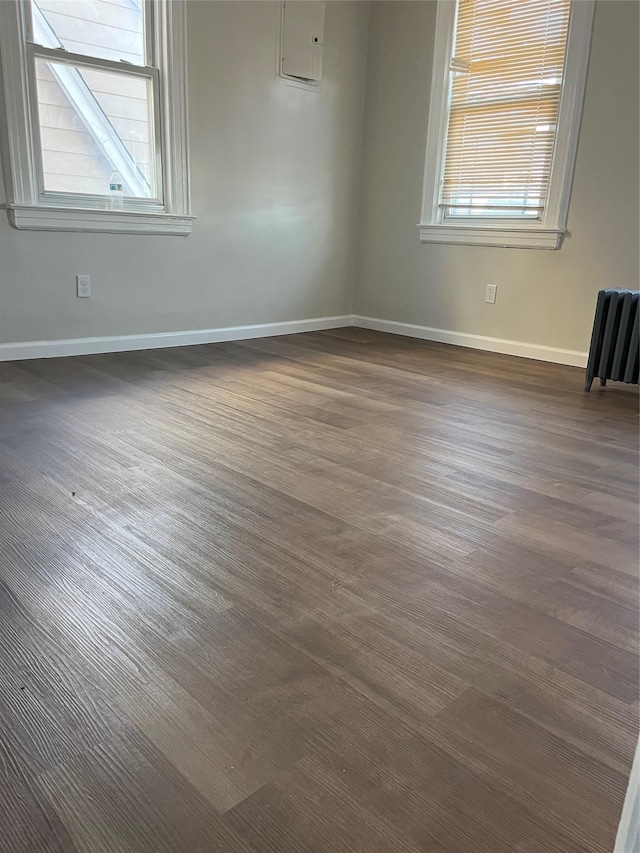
left=2, top=1, right=638, bottom=356
left=355, top=0, right=639, bottom=354
left=0, top=1, right=369, bottom=344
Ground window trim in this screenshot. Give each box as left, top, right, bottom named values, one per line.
left=0, top=0, right=194, bottom=235
left=418, top=0, right=595, bottom=250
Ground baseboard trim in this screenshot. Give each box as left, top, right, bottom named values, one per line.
left=1, top=313, right=588, bottom=367
left=353, top=315, right=588, bottom=368
left=614, top=739, right=639, bottom=853
left=0, top=315, right=352, bottom=361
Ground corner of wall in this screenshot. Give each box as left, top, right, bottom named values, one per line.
left=344, top=0, right=372, bottom=317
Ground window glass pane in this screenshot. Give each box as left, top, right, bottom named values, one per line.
left=440, top=0, right=571, bottom=218
left=35, top=58, right=156, bottom=198
left=32, top=0, right=145, bottom=66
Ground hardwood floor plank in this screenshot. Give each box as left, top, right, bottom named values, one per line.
left=430, top=546, right=639, bottom=653
left=496, top=509, right=638, bottom=573
left=38, top=731, right=254, bottom=853
left=225, top=750, right=437, bottom=853
left=429, top=689, right=630, bottom=853
left=226, top=706, right=588, bottom=853
left=0, top=328, right=637, bottom=852
left=0, top=769, right=79, bottom=853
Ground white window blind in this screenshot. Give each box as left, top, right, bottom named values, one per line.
left=441, top=0, right=571, bottom=219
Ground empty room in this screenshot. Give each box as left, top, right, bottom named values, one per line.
left=0, top=1, right=638, bottom=851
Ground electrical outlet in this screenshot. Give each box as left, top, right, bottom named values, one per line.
left=485, top=284, right=497, bottom=304
left=76, top=274, right=91, bottom=298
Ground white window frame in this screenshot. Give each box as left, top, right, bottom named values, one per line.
left=0, top=0, right=194, bottom=235
left=418, top=0, right=594, bottom=250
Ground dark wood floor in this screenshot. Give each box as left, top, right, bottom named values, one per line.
left=1, top=328, right=638, bottom=853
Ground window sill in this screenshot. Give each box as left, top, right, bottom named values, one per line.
left=6, top=204, right=195, bottom=235
left=418, top=223, right=563, bottom=250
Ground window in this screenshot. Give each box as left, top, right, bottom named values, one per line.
left=419, top=0, right=594, bottom=249
left=0, top=0, right=193, bottom=234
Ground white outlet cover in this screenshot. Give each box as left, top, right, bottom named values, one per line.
left=485, top=284, right=497, bottom=304
left=76, top=274, right=91, bottom=297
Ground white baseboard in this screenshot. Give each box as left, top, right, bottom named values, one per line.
left=0, top=312, right=587, bottom=367
left=0, top=315, right=352, bottom=361
left=353, top=315, right=588, bottom=368
left=614, top=739, right=639, bottom=853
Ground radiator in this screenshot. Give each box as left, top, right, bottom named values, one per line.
left=585, top=289, right=639, bottom=391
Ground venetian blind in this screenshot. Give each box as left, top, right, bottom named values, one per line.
left=441, top=0, right=571, bottom=218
